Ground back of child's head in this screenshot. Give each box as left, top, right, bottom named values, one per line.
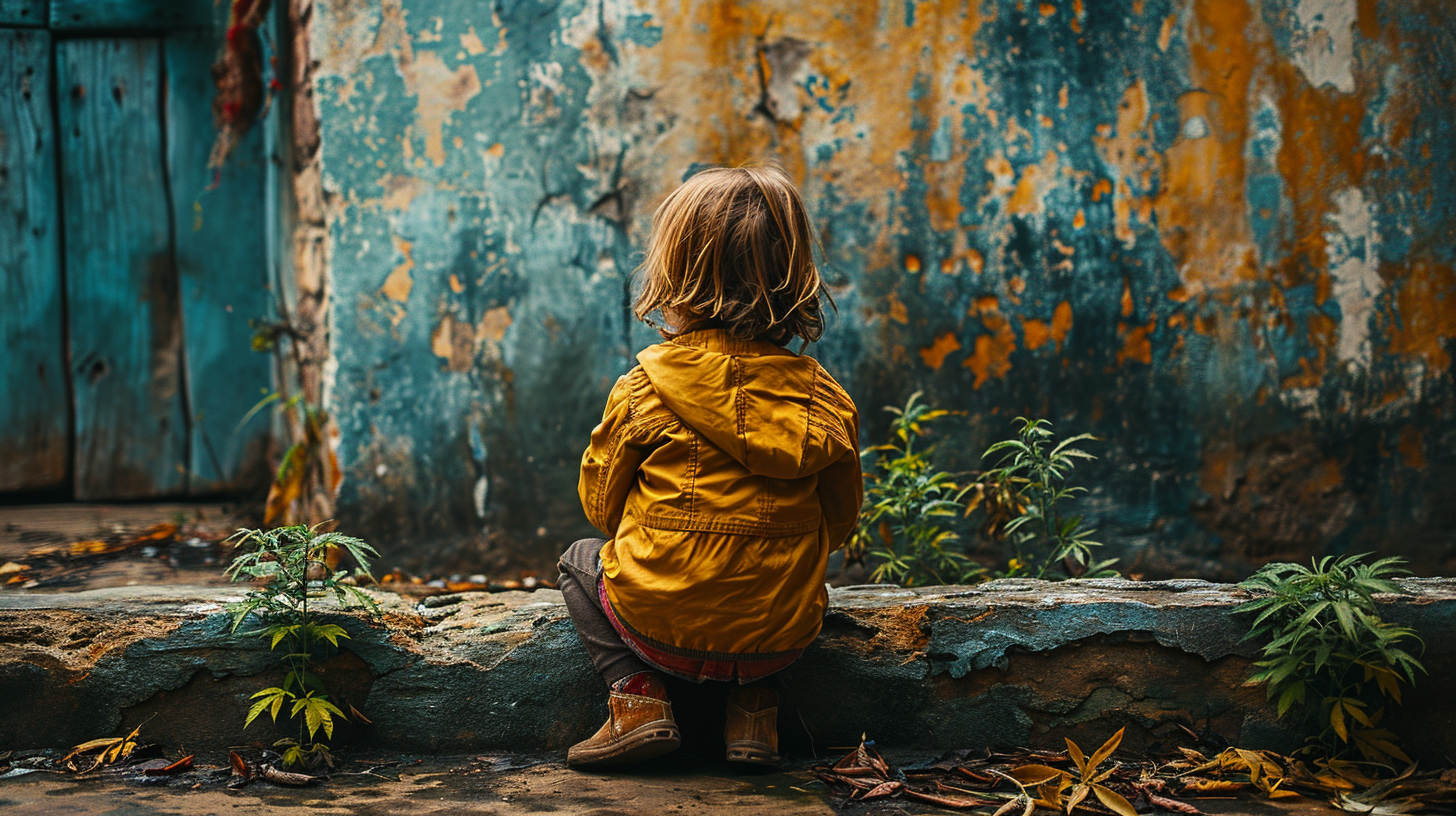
left=633, top=164, right=829, bottom=346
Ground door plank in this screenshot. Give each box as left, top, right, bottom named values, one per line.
left=165, top=32, right=274, bottom=495
left=49, top=0, right=209, bottom=30
left=57, top=38, right=188, bottom=499
left=0, top=28, right=67, bottom=492
left=0, top=1, right=45, bottom=26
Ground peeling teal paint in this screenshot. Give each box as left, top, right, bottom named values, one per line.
left=305, top=0, right=1456, bottom=578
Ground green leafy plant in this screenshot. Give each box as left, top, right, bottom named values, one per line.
left=226, top=524, right=380, bottom=770
left=851, top=392, right=983, bottom=587
left=1237, top=554, right=1424, bottom=766
left=982, top=418, right=1112, bottom=579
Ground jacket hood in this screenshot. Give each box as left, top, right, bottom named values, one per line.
left=636, top=332, right=844, bottom=480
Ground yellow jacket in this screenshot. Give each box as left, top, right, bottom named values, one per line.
left=579, top=329, right=862, bottom=657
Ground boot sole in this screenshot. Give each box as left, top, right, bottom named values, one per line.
left=725, top=740, right=781, bottom=767
left=567, top=719, right=682, bottom=769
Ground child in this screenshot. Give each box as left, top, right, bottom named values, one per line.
left=557, top=164, right=862, bottom=769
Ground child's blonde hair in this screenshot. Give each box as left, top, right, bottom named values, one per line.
left=633, top=164, right=830, bottom=346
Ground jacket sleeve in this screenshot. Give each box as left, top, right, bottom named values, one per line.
left=578, top=372, right=653, bottom=536
left=818, top=446, right=864, bottom=552
left=812, top=382, right=863, bottom=552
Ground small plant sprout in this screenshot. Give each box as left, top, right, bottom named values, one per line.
left=226, top=524, right=381, bottom=770
left=1237, top=554, right=1424, bottom=766
left=852, top=392, right=983, bottom=587
left=982, top=417, right=1113, bottom=580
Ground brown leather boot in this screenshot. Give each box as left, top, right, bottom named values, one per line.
left=725, top=686, right=781, bottom=766
left=567, top=677, right=680, bottom=768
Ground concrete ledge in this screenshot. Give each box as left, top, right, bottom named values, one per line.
left=3, top=579, right=1454, bottom=760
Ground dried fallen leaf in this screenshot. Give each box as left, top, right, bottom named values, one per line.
left=69, top=540, right=112, bottom=556
left=1147, top=792, right=1206, bottom=814
left=991, top=794, right=1036, bottom=816
left=856, top=780, right=903, bottom=800
left=1334, top=793, right=1424, bottom=814
left=903, top=788, right=996, bottom=809
left=831, top=736, right=890, bottom=779
left=227, top=750, right=253, bottom=788
left=259, top=764, right=318, bottom=786
left=0, top=562, right=29, bottom=576
left=1006, top=763, right=1065, bottom=786
left=1180, top=779, right=1248, bottom=794
left=61, top=738, right=122, bottom=765
left=142, top=755, right=194, bottom=776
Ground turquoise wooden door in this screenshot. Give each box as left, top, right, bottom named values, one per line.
left=0, top=27, right=67, bottom=491
left=0, top=2, right=274, bottom=499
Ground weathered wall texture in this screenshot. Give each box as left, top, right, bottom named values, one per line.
left=301, top=0, right=1455, bottom=576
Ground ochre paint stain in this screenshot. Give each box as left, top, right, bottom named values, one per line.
left=459, top=27, right=486, bottom=56
left=478, top=304, right=512, bottom=344
left=431, top=304, right=512, bottom=373
left=623, top=0, right=986, bottom=271
left=382, top=236, right=415, bottom=306
left=1386, top=262, right=1456, bottom=372
left=396, top=46, right=482, bottom=167
left=886, top=291, right=909, bottom=324
left=919, top=331, right=962, bottom=370
left=1199, top=441, right=1239, bottom=501
left=1007, top=151, right=1061, bottom=216
left=431, top=314, right=473, bottom=372
left=1117, top=320, right=1155, bottom=366
left=963, top=296, right=1016, bottom=388
left=1281, top=313, right=1336, bottom=390
left=1094, top=79, right=1155, bottom=249
left=371, top=173, right=431, bottom=212
left=1301, top=458, right=1344, bottom=497
left=1023, top=300, right=1073, bottom=352
left=1050, top=300, right=1073, bottom=349
left=1023, top=318, right=1051, bottom=351
left=1154, top=0, right=1257, bottom=291
left=1397, top=425, right=1426, bottom=470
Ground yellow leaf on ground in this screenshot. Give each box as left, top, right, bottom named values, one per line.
left=61, top=738, right=120, bottom=764
left=1181, top=779, right=1248, bottom=793
left=1007, top=764, right=1065, bottom=786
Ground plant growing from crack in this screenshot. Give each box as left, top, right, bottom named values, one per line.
left=1237, top=554, right=1424, bottom=767
left=982, top=417, right=1114, bottom=580
left=851, top=392, right=984, bottom=586
left=226, top=524, right=380, bottom=770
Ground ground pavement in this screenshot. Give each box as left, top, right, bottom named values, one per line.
left=0, top=753, right=1346, bottom=816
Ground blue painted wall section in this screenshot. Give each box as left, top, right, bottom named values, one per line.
left=304, top=0, right=1455, bottom=577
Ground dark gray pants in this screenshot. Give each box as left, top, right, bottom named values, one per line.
left=557, top=538, right=651, bottom=686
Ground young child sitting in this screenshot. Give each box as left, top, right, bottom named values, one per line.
left=557, top=164, right=862, bottom=769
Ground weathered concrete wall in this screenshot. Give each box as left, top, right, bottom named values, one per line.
left=4, top=580, right=1455, bottom=760
left=299, top=0, right=1456, bottom=576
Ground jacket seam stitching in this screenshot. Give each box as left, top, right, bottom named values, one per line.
left=633, top=510, right=821, bottom=537
left=686, top=432, right=698, bottom=519
left=798, top=366, right=819, bottom=478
